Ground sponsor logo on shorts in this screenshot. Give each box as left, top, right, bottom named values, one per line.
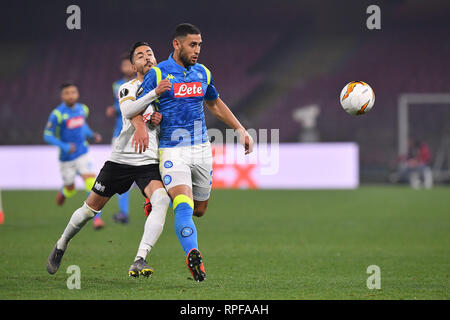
left=94, top=181, right=105, bottom=193
left=164, top=160, right=173, bottom=168
left=181, top=227, right=193, bottom=238
left=163, top=175, right=172, bottom=185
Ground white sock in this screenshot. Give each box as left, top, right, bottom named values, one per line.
left=56, top=202, right=99, bottom=250
left=135, top=188, right=170, bottom=261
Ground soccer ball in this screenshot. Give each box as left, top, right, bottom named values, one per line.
left=340, top=81, right=375, bottom=115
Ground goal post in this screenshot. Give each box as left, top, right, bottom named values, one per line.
left=398, top=93, right=450, bottom=181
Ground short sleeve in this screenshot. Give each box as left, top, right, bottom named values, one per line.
left=81, top=104, right=89, bottom=118
left=44, top=112, right=59, bottom=136
left=204, top=73, right=219, bottom=101
left=118, top=83, right=137, bottom=104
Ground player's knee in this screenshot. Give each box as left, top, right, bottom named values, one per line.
left=81, top=201, right=101, bottom=218
left=85, top=192, right=105, bottom=212
left=151, top=188, right=171, bottom=210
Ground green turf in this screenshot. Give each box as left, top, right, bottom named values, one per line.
left=0, top=187, right=448, bottom=299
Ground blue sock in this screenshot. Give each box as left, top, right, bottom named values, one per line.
left=93, top=211, right=102, bottom=220
left=118, top=191, right=130, bottom=216
left=174, top=202, right=198, bottom=255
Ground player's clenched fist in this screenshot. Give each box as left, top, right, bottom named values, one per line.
left=150, top=112, right=162, bottom=125
left=237, top=128, right=254, bottom=155
left=155, top=79, right=172, bottom=96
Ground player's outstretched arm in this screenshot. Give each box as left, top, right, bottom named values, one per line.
left=205, top=97, right=254, bottom=154
left=120, top=80, right=171, bottom=119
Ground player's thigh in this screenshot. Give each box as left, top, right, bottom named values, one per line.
left=91, top=161, right=135, bottom=199
left=190, top=142, right=213, bottom=203
left=134, top=163, right=165, bottom=198
left=159, top=147, right=193, bottom=198
left=143, top=180, right=166, bottom=199
left=59, top=159, right=77, bottom=186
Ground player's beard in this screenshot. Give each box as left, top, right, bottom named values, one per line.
left=179, top=48, right=195, bottom=68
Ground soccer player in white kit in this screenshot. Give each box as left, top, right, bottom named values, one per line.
left=46, top=42, right=173, bottom=277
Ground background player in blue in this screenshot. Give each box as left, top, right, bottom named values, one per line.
left=44, top=83, right=104, bottom=230
left=106, top=54, right=136, bottom=224
left=139, top=24, right=254, bottom=281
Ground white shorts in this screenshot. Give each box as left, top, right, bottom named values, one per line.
left=59, top=153, right=95, bottom=186
left=159, top=142, right=213, bottom=201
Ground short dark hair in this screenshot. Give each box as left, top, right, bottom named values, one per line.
left=129, top=41, right=150, bottom=63
left=60, top=82, right=76, bottom=91
left=174, top=23, right=201, bottom=39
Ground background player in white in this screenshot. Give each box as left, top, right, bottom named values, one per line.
left=46, top=42, right=173, bottom=277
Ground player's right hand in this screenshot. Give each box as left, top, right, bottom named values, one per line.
left=132, top=127, right=149, bottom=154
left=150, top=112, right=162, bottom=126
left=238, top=129, right=254, bottom=155
left=68, top=143, right=76, bottom=154
left=155, top=79, right=172, bottom=96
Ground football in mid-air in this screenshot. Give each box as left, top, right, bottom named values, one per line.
left=340, top=81, right=375, bottom=115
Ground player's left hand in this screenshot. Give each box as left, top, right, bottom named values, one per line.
left=132, top=128, right=149, bottom=153
left=150, top=112, right=162, bottom=126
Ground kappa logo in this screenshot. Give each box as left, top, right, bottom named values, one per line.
left=166, top=74, right=175, bottom=80
left=173, top=82, right=203, bottom=98
left=94, top=181, right=105, bottom=193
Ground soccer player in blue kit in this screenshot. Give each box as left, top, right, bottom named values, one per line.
left=106, top=54, right=136, bottom=224
left=43, top=83, right=104, bottom=229
left=139, top=24, right=254, bottom=281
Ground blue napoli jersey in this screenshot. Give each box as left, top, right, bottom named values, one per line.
left=139, top=54, right=219, bottom=148
left=112, top=78, right=127, bottom=138
left=43, top=102, right=93, bottom=161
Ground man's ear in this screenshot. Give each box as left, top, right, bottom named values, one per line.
left=173, top=38, right=181, bottom=50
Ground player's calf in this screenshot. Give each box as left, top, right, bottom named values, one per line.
left=193, top=199, right=209, bottom=217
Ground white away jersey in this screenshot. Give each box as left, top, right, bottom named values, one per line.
left=109, top=78, right=159, bottom=166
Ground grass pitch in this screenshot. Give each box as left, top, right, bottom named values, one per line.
left=0, top=187, right=448, bottom=299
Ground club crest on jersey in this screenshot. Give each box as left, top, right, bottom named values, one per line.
left=66, top=116, right=85, bottom=129
left=136, top=86, right=144, bottom=97
left=173, top=82, right=203, bottom=98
